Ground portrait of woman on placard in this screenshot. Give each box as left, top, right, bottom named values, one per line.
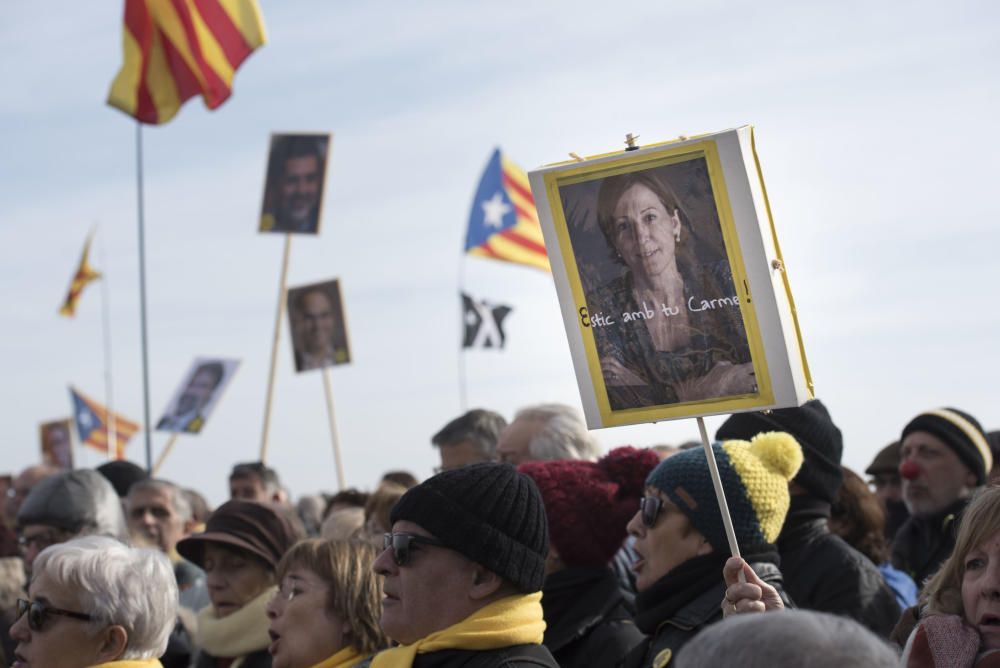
left=584, top=167, right=756, bottom=410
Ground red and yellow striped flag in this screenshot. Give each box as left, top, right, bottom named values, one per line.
left=70, top=388, right=141, bottom=460
left=59, top=234, right=102, bottom=317
left=107, top=0, right=267, bottom=125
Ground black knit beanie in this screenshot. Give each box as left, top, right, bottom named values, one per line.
left=715, top=399, right=844, bottom=503
left=901, top=408, right=991, bottom=485
left=389, top=462, right=548, bottom=592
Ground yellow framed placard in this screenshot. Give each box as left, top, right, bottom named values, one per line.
left=528, top=126, right=813, bottom=428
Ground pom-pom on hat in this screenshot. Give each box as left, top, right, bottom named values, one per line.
left=715, top=399, right=843, bottom=503
left=519, top=446, right=659, bottom=569
left=901, top=408, right=992, bottom=485
left=389, top=462, right=548, bottom=593
left=645, top=433, right=803, bottom=552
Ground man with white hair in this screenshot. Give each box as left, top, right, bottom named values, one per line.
left=496, top=404, right=602, bottom=465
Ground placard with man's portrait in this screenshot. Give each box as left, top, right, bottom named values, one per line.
left=287, top=279, right=352, bottom=373
left=157, top=358, right=240, bottom=434
left=259, top=132, right=332, bottom=235
left=528, top=126, right=814, bottom=428
left=39, top=419, right=73, bottom=470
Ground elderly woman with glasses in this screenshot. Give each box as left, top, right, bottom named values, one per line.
left=265, top=539, right=390, bottom=668
left=9, top=535, right=178, bottom=668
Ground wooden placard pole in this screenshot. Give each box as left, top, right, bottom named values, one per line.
left=151, top=433, right=179, bottom=476
left=321, top=367, right=346, bottom=490
left=697, top=416, right=743, bottom=562
left=259, top=234, right=293, bottom=463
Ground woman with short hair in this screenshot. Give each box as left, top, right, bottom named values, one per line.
left=266, top=539, right=390, bottom=668
left=9, top=534, right=178, bottom=667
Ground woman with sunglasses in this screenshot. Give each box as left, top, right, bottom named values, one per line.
left=176, top=500, right=303, bottom=668
left=620, top=433, right=801, bottom=668
left=9, top=534, right=178, bottom=667
left=265, top=539, right=390, bottom=668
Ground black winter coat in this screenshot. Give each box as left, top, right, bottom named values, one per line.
left=891, top=497, right=967, bottom=589
left=541, top=567, right=644, bottom=668
left=192, top=648, right=271, bottom=668
left=620, top=551, right=790, bottom=668
left=778, top=499, right=901, bottom=638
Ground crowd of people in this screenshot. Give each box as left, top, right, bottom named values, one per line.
left=1, top=401, right=998, bottom=667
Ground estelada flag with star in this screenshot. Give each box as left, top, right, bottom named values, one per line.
left=59, top=233, right=102, bottom=317
left=107, top=0, right=267, bottom=125
left=465, top=148, right=550, bottom=272
left=69, top=387, right=140, bottom=460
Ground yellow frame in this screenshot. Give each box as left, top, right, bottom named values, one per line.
left=542, top=139, right=777, bottom=426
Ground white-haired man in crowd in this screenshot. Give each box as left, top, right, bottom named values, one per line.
left=496, top=404, right=602, bottom=465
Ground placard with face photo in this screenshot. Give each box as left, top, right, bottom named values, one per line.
left=528, top=126, right=813, bottom=428
left=287, top=278, right=352, bottom=373
left=259, top=132, right=333, bottom=235
left=156, top=358, right=240, bottom=434
left=39, top=418, right=73, bottom=469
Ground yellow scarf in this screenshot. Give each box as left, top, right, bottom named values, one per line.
left=196, top=586, right=276, bottom=658
left=309, top=645, right=365, bottom=668
left=371, top=592, right=545, bottom=668
left=88, top=660, right=163, bottom=668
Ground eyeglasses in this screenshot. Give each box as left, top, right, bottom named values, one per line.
left=17, top=531, right=65, bottom=554
left=382, top=532, right=447, bottom=566
left=15, top=599, right=93, bottom=632
left=640, top=496, right=664, bottom=528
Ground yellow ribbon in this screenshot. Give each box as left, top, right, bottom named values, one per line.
left=308, top=645, right=365, bottom=668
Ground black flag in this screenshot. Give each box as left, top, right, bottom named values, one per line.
left=461, top=293, right=512, bottom=349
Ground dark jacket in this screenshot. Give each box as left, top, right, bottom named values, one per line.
left=356, top=645, right=558, bottom=668
left=541, top=567, right=644, bottom=668
left=778, top=497, right=901, bottom=638
left=891, top=497, right=967, bottom=588
left=193, top=649, right=271, bottom=668
left=621, top=550, right=790, bottom=668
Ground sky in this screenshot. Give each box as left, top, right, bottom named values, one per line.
left=2, top=1, right=998, bottom=506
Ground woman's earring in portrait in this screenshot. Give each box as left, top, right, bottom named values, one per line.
left=674, top=228, right=681, bottom=243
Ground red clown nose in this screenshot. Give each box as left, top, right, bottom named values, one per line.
left=899, top=460, right=921, bottom=480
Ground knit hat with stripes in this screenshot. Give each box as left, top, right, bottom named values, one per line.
left=901, top=408, right=992, bottom=485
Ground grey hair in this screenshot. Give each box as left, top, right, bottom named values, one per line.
left=514, top=404, right=602, bottom=462
left=675, top=609, right=899, bottom=668
left=431, top=409, right=507, bottom=459
left=33, top=535, right=178, bottom=660
left=127, top=479, right=193, bottom=524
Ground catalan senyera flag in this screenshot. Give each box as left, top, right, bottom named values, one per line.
left=465, top=148, right=550, bottom=272
left=107, top=0, right=267, bottom=125
left=59, top=234, right=102, bottom=317
left=70, top=387, right=140, bottom=460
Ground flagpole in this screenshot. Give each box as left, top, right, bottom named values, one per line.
left=320, top=368, right=346, bottom=490
left=260, top=234, right=293, bottom=463
left=96, top=225, right=119, bottom=461
left=136, top=122, right=153, bottom=471
left=457, top=256, right=468, bottom=412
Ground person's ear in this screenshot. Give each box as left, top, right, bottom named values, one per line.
left=469, top=564, right=503, bottom=600
left=95, top=625, right=128, bottom=663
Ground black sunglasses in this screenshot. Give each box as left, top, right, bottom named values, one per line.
left=382, top=532, right=447, bottom=566
left=15, top=598, right=93, bottom=632
left=640, top=496, right=664, bottom=528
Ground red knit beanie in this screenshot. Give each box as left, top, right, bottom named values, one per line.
left=519, top=446, right=659, bottom=568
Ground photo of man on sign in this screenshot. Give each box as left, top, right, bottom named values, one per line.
left=259, top=133, right=331, bottom=234
left=560, top=157, right=756, bottom=410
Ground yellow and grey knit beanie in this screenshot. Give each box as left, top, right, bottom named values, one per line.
left=645, top=432, right=803, bottom=551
